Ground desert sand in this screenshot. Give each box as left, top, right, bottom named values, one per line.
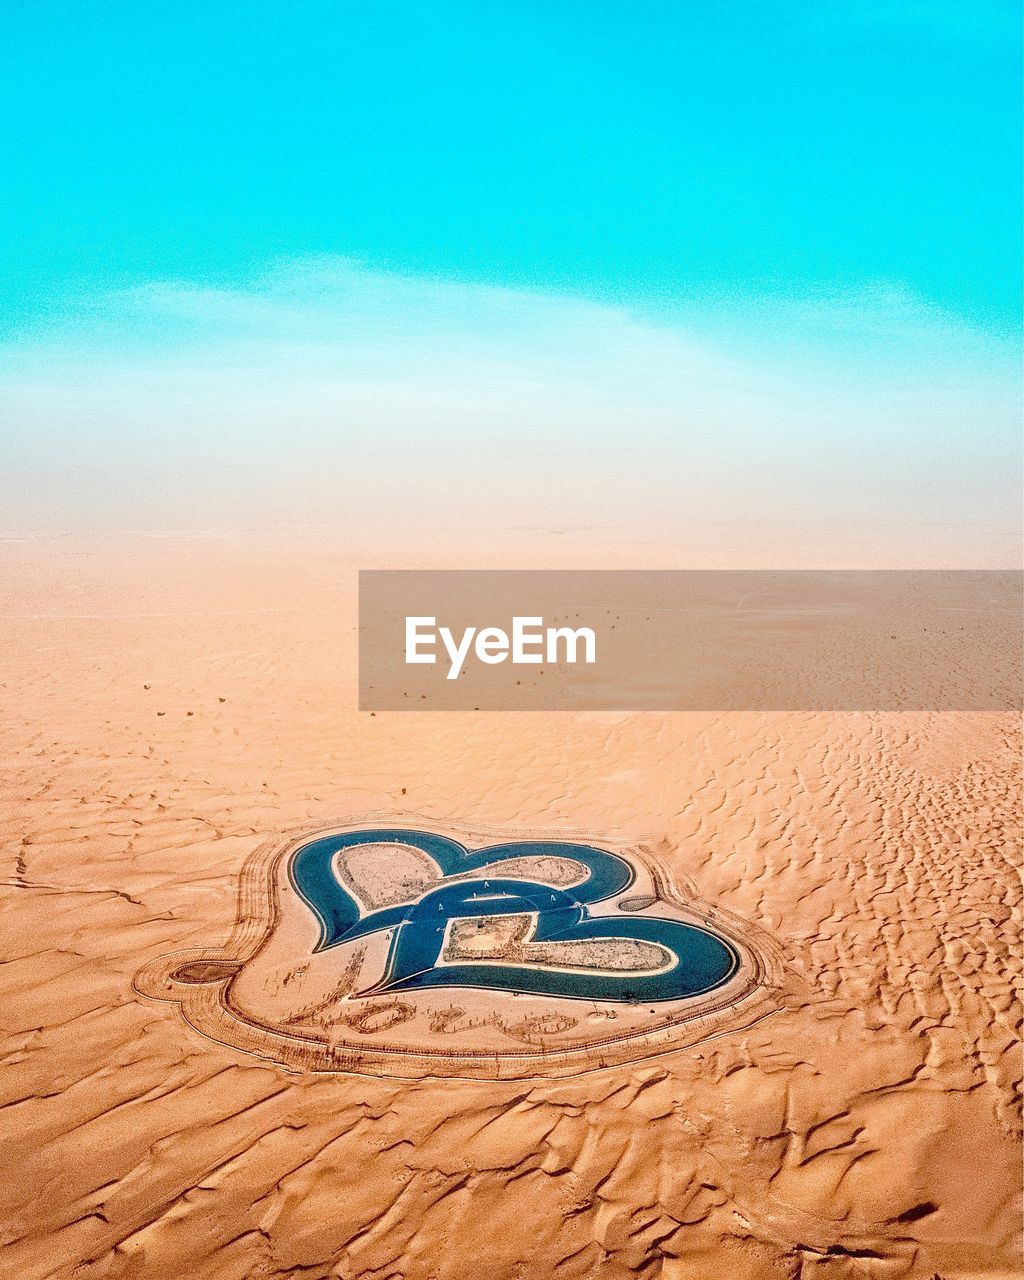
left=1, top=532, right=1020, bottom=1279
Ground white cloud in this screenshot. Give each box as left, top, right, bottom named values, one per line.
left=1, top=258, right=1019, bottom=562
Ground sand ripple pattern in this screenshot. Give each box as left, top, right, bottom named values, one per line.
left=1, top=542, right=1020, bottom=1279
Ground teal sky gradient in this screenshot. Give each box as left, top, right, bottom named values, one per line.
left=1, top=0, right=1020, bottom=328
left=1, top=3, right=1020, bottom=561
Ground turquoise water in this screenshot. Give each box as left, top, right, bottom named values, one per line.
left=289, top=829, right=738, bottom=1003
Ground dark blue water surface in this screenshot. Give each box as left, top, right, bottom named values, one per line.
left=289, top=829, right=738, bottom=1002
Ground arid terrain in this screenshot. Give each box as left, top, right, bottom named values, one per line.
left=2, top=533, right=1021, bottom=1280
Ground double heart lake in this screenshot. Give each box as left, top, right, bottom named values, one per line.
left=288, top=828, right=739, bottom=1002
left=139, top=822, right=772, bottom=1080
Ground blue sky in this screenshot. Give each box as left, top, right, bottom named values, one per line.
left=1, top=0, right=1020, bottom=328
left=1, top=2, right=1020, bottom=560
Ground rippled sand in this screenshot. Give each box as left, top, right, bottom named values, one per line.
left=2, top=534, right=1020, bottom=1280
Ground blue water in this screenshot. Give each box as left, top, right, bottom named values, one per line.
left=289, top=828, right=738, bottom=1002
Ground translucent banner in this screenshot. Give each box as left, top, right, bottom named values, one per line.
left=359, top=570, right=1022, bottom=711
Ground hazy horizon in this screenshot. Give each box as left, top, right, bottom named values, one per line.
left=2, top=2, right=1020, bottom=562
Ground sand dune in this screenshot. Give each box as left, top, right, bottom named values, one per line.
left=1, top=535, right=1020, bottom=1279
